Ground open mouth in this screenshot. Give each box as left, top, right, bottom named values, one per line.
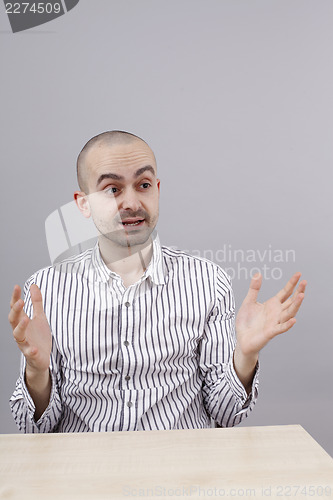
left=121, top=218, right=145, bottom=227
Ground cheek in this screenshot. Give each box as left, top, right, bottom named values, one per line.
left=89, top=196, right=120, bottom=215
left=146, top=200, right=159, bottom=220
left=152, top=196, right=160, bottom=211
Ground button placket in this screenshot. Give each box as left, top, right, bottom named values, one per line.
left=121, top=296, right=132, bottom=349
left=108, top=275, right=124, bottom=303
left=120, top=288, right=136, bottom=427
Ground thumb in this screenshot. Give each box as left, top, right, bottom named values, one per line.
left=244, top=273, right=262, bottom=304
left=30, top=284, right=44, bottom=316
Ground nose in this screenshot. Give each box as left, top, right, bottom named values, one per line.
left=119, top=187, right=142, bottom=212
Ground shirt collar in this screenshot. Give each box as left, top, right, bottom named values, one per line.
left=91, top=230, right=165, bottom=285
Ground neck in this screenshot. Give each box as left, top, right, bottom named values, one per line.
left=98, top=236, right=154, bottom=280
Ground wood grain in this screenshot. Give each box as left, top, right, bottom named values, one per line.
left=1, top=425, right=332, bottom=499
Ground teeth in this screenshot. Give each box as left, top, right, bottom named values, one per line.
left=123, top=220, right=142, bottom=226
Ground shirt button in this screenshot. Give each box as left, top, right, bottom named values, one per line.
left=124, top=340, right=130, bottom=347
left=125, top=375, right=131, bottom=381
left=127, top=401, right=133, bottom=408
left=124, top=301, right=130, bottom=307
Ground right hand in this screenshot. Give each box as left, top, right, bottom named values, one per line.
left=8, top=284, right=52, bottom=375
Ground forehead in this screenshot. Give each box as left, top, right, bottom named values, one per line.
left=85, top=140, right=157, bottom=181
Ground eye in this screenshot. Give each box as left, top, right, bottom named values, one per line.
left=140, top=182, right=151, bottom=189
left=104, top=186, right=119, bottom=196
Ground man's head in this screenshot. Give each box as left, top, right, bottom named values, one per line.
left=74, top=131, right=160, bottom=249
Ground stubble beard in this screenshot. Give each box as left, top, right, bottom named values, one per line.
left=94, top=213, right=158, bottom=249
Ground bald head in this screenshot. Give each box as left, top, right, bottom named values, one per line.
left=76, top=130, right=156, bottom=193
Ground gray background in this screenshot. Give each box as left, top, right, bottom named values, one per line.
left=1, top=0, right=332, bottom=455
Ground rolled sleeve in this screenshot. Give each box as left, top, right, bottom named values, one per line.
left=9, top=356, right=63, bottom=433
left=199, top=265, right=259, bottom=427
left=225, top=355, right=259, bottom=416
left=9, top=274, right=63, bottom=433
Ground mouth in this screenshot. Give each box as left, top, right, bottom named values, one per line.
left=120, top=218, right=145, bottom=228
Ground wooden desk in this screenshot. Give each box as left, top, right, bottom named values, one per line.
left=1, top=425, right=332, bottom=499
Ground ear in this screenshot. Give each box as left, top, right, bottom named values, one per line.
left=156, top=178, right=161, bottom=195
left=74, top=191, right=91, bottom=218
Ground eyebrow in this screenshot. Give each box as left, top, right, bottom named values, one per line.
left=96, top=165, right=156, bottom=188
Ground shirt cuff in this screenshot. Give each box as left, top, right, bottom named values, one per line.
left=225, top=353, right=260, bottom=409
left=21, top=362, right=58, bottom=427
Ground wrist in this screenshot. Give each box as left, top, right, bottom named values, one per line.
left=25, top=365, right=50, bottom=388
left=24, top=366, right=52, bottom=422
left=233, top=345, right=258, bottom=395
left=234, top=344, right=258, bottom=369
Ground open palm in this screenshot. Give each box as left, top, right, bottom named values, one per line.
left=236, top=272, right=307, bottom=357
left=9, top=284, right=52, bottom=374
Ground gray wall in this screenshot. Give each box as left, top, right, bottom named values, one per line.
left=1, top=0, right=332, bottom=455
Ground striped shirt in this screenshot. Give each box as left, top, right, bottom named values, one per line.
left=10, top=233, right=259, bottom=433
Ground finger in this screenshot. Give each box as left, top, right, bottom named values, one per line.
left=276, top=272, right=302, bottom=303
left=8, top=299, right=25, bottom=329
left=282, top=280, right=307, bottom=311
left=13, top=316, right=29, bottom=345
left=280, top=293, right=305, bottom=323
left=272, top=317, right=297, bottom=336
left=30, top=284, right=44, bottom=316
left=10, top=285, right=21, bottom=308
left=243, top=273, right=262, bottom=304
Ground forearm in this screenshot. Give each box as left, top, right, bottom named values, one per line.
left=233, top=345, right=258, bottom=395
left=24, top=367, right=52, bottom=421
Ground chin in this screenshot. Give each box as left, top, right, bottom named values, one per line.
left=102, top=228, right=153, bottom=248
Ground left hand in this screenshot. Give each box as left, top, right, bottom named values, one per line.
left=235, top=272, right=307, bottom=359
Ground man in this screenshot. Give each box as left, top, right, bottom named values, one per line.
left=9, top=131, right=306, bottom=433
